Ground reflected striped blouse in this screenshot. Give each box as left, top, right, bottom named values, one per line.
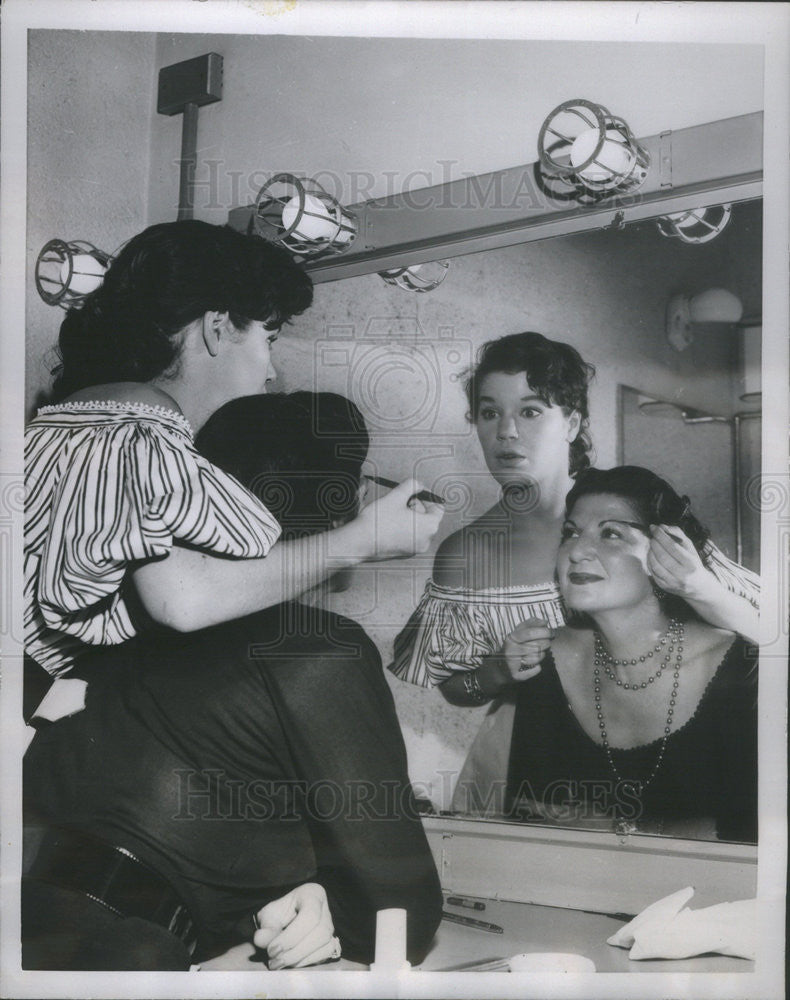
left=390, top=543, right=760, bottom=689
left=25, top=401, right=281, bottom=677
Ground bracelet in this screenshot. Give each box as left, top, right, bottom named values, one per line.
left=462, top=669, right=490, bottom=705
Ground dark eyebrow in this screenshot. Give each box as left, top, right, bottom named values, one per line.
left=478, top=395, right=546, bottom=404
left=601, top=519, right=649, bottom=534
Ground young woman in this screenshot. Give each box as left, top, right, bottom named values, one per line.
left=23, top=393, right=442, bottom=970
left=24, top=221, right=442, bottom=702
left=390, top=333, right=759, bottom=807
left=496, top=467, right=757, bottom=842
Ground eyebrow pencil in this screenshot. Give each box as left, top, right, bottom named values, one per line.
left=364, top=474, right=446, bottom=505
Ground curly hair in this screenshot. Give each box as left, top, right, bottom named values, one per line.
left=465, top=332, right=595, bottom=476
left=50, top=220, right=313, bottom=400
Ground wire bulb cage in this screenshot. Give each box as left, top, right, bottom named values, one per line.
left=378, top=259, right=450, bottom=293
left=537, top=99, right=650, bottom=203
left=656, top=203, right=732, bottom=244
left=253, top=174, right=357, bottom=260
left=35, top=239, right=112, bottom=308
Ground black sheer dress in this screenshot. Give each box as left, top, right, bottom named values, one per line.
left=506, top=636, right=757, bottom=842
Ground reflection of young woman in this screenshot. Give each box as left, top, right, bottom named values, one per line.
left=496, top=467, right=757, bottom=842
left=390, top=333, right=759, bottom=801
left=23, top=393, right=442, bottom=970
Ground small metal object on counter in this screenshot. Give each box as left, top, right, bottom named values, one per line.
left=446, top=895, right=486, bottom=911
left=441, top=911, right=503, bottom=934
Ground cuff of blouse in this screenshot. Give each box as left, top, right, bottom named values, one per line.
left=461, top=669, right=491, bottom=705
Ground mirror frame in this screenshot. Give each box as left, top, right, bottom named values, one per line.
left=423, top=814, right=757, bottom=910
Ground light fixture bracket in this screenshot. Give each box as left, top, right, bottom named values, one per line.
left=35, top=239, right=112, bottom=308
left=537, top=99, right=650, bottom=204
left=253, top=174, right=357, bottom=261
left=666, top=293, right=693, bottom=351
left=378, top=260, right=450, bottom=292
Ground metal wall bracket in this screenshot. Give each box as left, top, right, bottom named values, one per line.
left=158, top=53, right=224, bottom=221
left=659, top=130, right=674, bottom=188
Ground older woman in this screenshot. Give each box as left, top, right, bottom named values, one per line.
left=23, top=393, right=442, bottom=970
left=390, top=332, right=759, bottom=805
left=486, top=467, right=756, bottom=842
left=25, top=220, right=442, bottom=701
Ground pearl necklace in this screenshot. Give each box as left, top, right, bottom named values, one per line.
left=595, top=619, right=681, bottom=690
left=593, top=620, right=684, bottom=792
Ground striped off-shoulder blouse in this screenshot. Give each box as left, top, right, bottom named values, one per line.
left=390, top=543, right=760, bottom=689
left=25, top=401, right=282, bottom=677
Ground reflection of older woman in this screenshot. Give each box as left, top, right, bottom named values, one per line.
left=480, top=467, right=757, bottom=842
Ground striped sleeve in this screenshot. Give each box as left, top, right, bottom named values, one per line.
left=390, top=581, right=566, bottom=688
left=704, top=541, right=760, bottom=610
left=36, top=418, right=280, bottom=641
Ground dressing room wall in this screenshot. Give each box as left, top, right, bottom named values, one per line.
left=26, top=31, right=156, bottom=413
left=25, top=30, right=763, bottom=805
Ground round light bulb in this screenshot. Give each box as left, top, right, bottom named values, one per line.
left=281, top=194, right=353, bottom=244
left=59, top=254, right=106, bottom=295
left=689, top=288, right=743, bottom=324
left=570, top=127, right=634, bottom=183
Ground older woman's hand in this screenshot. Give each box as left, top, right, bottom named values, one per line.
left=500, top=616, right=555, bottom=683
left=647, top=524, right=717, bottom=603
left=253, top=883, right=340, bottom=969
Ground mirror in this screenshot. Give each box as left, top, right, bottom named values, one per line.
left=279, top=197, right=762, bottom=844
left=620, top=386, right=761, bottom=572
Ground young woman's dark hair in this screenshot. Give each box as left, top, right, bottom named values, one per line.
left=565, top=465, right=712, bottom=619
left=465, top=331, right=595, bottom=476
left=195, top=391, right=369, bottom=540
left=51, top=220, right=313, bottom=400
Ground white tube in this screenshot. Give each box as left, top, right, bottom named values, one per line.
left=369, top=908, right=410, bottom=973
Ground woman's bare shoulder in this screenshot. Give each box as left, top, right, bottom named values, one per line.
left=682, top=619, right=737, bottom=660
left=432, top=505, right=505, bottom=586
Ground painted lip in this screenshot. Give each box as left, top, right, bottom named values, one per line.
left=567, top=571, right=604, bottom=584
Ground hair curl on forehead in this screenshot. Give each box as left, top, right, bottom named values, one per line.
left=464, top=331, right=596, bottom=476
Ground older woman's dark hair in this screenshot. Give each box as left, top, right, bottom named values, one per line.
left=465, top=332, right=595, bottom=476
left=50, top=220, right=313, bottom=400
left=565, top=466, right=711, bottom=555
left=195, top=392, right=369, bottom=540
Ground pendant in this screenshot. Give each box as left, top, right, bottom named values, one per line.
left=620, top=780, right=641, bottom=800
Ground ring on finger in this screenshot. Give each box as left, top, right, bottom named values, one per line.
left=518, top=656, right=533, bottom=672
